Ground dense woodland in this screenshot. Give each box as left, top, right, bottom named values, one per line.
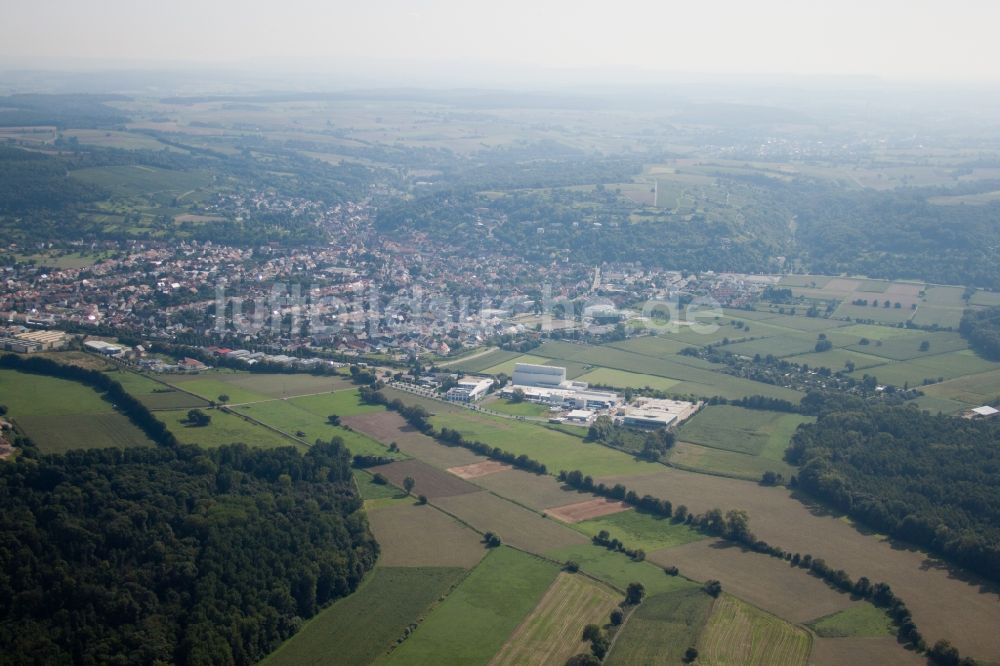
left=0, top=440, right=377, bottom=665
left=787, top=404, right=1000, bottom=584
left=959, top=306, right=1000, bottom=360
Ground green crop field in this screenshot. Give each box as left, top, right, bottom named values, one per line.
left=667, top=441, right=798, bottom=482
left=287, top=389, right=384, bottom=418
left=262, top=567, right=466, bottom=666
left=921, top=367, right=1000, bottom=406
left=162, top=376, right=271, bottom=404
left=0, top=369, right=155, bottom=453
left=544, top=544, right=696, bottom=596
left=449, top=348, right=522, bottom=373
left=607, top=335, right=692, bottom=357
left=784, top=348, right=888, bottom=372
left=159, top=408, right=301, bottom=449
left=492, top=572, right=621, bottom=666
left=605, top=588, right=714, bottom=666
left=677, top=406, right=813, bottom=458
left=427, top=409, right=656, bottom=477
left=846, top=331, right=969, bottom=361
left=0, top=368, right=117, bottom=416
left=14, top=414, right=155, bottom=454
left=697, top=594, right=811, bottom=666
left=354, top=469, right=405, bottom=500
left=231, top=398, right=394, bottom=457
left=383, top=547, right=559, bottom=666
left=480, top=354, right=553, bottom=376
left=482, top=397, right=551, bottom=417
left=69, top=165, right=212, bottom=196
left=576, top=368, right=681, bottom=392
left=807, top=603, right=894, bottom=638
left=572, top=510, right=705, bottom=553
left=723, top=334, right=823, bottom=359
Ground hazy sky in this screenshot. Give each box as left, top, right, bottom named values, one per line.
left=3, top=0, right=999, bottom=83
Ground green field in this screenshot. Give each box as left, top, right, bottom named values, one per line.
left=572, top=510, right=705, bottom=553
left=109, top=371, right=210, bottom=409
left=545, top=544, right=697, bottom=596
left=480, top=354, right=554, bottom=376
left=807, top=603, right=894, bottom=638
left=383, top=547, right=559, bottom=665
left=605, top=588, right=714, bottom=666
left=262, top=567, right=466, bottom=666
left=697, top=594, right=811, bottom=666
left=163, top=376, right=271, bottom=404
left=232, top=398, right=394, bottom=457
left=668, top=441, right=798, bottom=482
left=481, top=397, right=551, bottom=417
left=69, top=165, right=212, bottom=196
left=287, top=389, right=385, bottom=418
left=354, top=469, right=406, bottom=500
left=677, top=406, right=813, bottom=458
left=0, top=369, right=155, bottom=453
left=426, top=408, right=657, bottom=478
left=576, top=367, right=681, bottom=392
left=159, top=408, right=301, bottom=449
left=492, top=572, right=621, bottom=666
left=448, top=348, right=522, bottom=373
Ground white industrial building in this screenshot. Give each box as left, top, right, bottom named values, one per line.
left=446, top=377, right=494, bottom=403
left=503, top=362, right=620, bottom=410
left=620, top=398, right=699, bottom=429
left=84, top=340, right=125, bottom=356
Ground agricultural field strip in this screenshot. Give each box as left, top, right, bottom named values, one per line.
left=696, top=594, right=811, bottom=666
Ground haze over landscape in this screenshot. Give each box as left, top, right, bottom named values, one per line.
left=0, top=3, right=998, bottom=666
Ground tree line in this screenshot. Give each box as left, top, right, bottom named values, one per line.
left=787, top=402, right=1000, bottom=585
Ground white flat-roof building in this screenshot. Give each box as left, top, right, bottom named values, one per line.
left=447, top=377, right=494, bottom=403
left=501, top=384, right=619, bottom=410
left=512, top=363, right=566, bottom=388
left=621, top=397, right=699, bottom=429
left=84, top=340, right=124, bottom=356
left=971, top=405, right=999, bottom=418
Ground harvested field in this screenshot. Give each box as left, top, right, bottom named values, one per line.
left=605, top=588, right=714, bottom=666
left=545, top=498, right=631, bottom=524
left=448, top=460, right=512, bottom=480
left=434, top=492, right=589, bottom=555
left=342, top=411, right=483, bottom=468
left=697, top=594, right=811, bottom=666
left=490, top=572, right=620, bottom=666
left=472, top=469, right=591, bottom=511
left=809, top=636, right=926, bottom=666
left=649, top=539, right=853, bottom=623
left=369, top=459, right=481, bottom=499
left=598, top=468, right=1000, bottom=661
left=366, top=503, right=486, bottom=568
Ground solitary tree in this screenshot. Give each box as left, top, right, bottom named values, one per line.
left=217, top=394, right=229, bottom=404
left=186, top=409, right=211, bottom=427
left=626, top=582, right=646, bottom=605
left=327, top=414, right=341, bottom=426
left=403, top=476, right=416, bottom=494
left=683, top=647, right=699, bottom=663
left=582, top=624, right=602, bottom=642
left=610, top=608, right=624, bottom=625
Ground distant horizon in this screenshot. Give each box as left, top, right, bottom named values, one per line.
left=2, top=0, right=999, bottom=86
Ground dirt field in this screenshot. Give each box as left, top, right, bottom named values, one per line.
left=490, top=572, right=620, bottom=666
left=545, top=498, right=631, bottom=524
left=471, top=469, right=592, bottom=511
left=366, top=503, right=486, bottom=568
left=809, top=636, right=926, bottom=666
left=369, top=459, right=482, bottom=499
left=599, top=468, right=1000, bottom=661
left=649, top=539, right=853, bottom=623
left=448, top=460, right=512, bottom=480
left=433, top=492, right=589, bottom=555
left=342, top=411, right=484, bottom=469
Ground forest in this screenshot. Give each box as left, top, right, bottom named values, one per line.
left=0, top=440, right=378, bottom=665
left=786, top=403, right=1000, bottom=584
left=959, top=306, right=1000, bottom=360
